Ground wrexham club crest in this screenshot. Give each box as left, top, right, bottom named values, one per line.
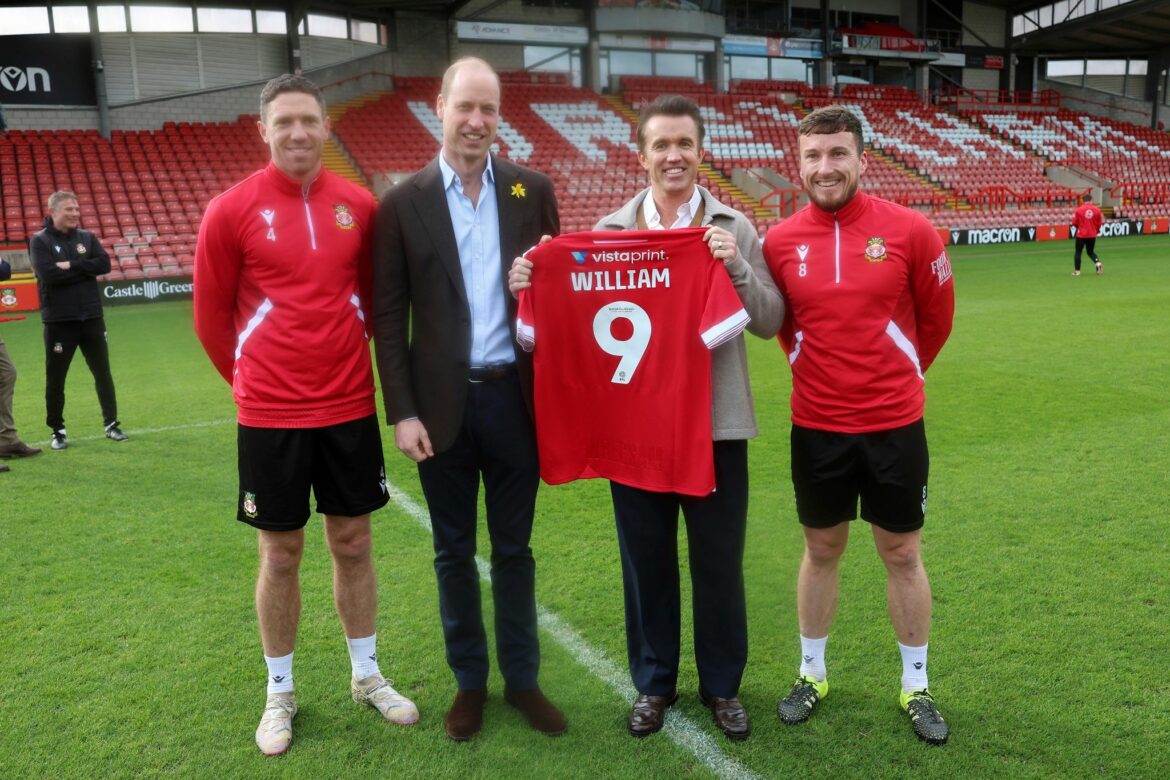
left=243, top=491, right=258, bottom=518
left=865, top=236, right=887, bottom=262
left=334, top=204, right=355, bottom=230
left=0, top=288, right=16, bottom=308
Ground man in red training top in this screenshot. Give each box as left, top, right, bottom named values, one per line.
left=1071, top=193, right=1104, bottom=276
left=762, top=105, right=955, bottom=745
left=194, top=74, right=417, bottom=757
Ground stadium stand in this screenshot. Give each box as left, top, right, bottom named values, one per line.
left=4, top=63, right=1169, bottom=270
left=0, top=120, right=266, bottom=279
left=967, top=107, right=1170, bottom=184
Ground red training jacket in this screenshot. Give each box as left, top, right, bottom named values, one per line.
left=763, top=192, right=954, bottom=433
left=194, top=162, right=378, bottom=428
left=1072, top=202, right=1103, bottom=239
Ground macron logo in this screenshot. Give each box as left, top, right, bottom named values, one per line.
left=796, top=245, right=809, bottom=261
left=260, top=209, right=276, bottom=226
left=571, top=251, right=588, bottom=265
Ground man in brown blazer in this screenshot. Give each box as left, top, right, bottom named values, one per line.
left=371, top=57, right=564, bottom=742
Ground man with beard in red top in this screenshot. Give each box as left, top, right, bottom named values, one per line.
left=763, top=105, right=954, bottom=745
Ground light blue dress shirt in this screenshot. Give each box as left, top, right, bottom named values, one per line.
left=438, top=153, right=513, bottom=367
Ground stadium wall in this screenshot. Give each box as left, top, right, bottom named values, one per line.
left=959, top=1, right=1006, bottom=91
left=2, top=46, right=395, bottom=132
left=1040, top=78, right=1155, bottom=127
left=457, top=0, right=584, bottom=26
left=1047, top=74, right=1147, bottom=102
left=391, top=13, right=452, bottom=76
left=3, top=34, right=388, bottom=132
left=963, top=68, right=1000, bottom=91
left=961, top=2, right=1005, bottom=47
left=790, top=0, right=901, bottom=16
left=447, top=2, right=586, bottom=77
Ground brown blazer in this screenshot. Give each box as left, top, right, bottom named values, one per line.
left=372, top=154, right=560, bottom=454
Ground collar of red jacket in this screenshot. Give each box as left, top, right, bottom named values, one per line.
left=264, top=161, right=321, bottom=196
left=806, top=189, right=871, bottom=225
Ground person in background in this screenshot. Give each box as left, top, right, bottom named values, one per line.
left=1071, top=193, right=1103, bottom=276
left=28, top=191, right=127, bottom=449
left=0, top=257, right=44, bottom=470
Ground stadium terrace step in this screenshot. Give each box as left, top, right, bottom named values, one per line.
left=323, top=140, right=370, bottom=189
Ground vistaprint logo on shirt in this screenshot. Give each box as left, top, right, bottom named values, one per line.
left=581, top=248, right=668, bottom=264
left=571, top=251, right=588, bottom=265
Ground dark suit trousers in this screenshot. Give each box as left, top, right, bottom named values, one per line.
left=610, top=439, right=749, bottom=699
left=417, top=372, right=541, bottom=690
left=43, top=317, right=118, bottom=431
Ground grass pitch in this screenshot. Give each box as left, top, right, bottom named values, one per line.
left=1, top=234, right=1167, bottom=778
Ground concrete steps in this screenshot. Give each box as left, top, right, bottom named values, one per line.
left=323, top=92, right=390, bottom=190
left=699, top=162, right=774, bottom=221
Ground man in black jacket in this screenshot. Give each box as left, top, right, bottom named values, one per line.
left=0, top=258, right=43, bottom=470
left=29, top=191, right=127, bottom=449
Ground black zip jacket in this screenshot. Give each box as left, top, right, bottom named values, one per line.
left=29, top=217, right=111, bottom=323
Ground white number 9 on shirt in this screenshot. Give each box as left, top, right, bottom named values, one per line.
left=592, top=301, right=652, bottom=384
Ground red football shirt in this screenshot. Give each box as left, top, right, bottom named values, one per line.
left=517, top=227, right=749, bottom=496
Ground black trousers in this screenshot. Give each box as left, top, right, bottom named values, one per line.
left=43, top=317, right=118, bottom=432
left=1074, top=237, right=1099, bottom=270
left=610, top=439, right=749, bottom=699
left=416, top=373, right=541, bottom=690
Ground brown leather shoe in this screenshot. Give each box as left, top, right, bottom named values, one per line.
left=627, top=692, right=678, bottom=737
left=0, top=441, right=41, bottom=458
left=699, top=687, right=750, bottom=740
left=445, top=688, right=487, bottom=741
left=504, top=687, right=567, bottom=736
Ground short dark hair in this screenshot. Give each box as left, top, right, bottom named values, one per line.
left=636, top=94, right=705, bottom=153
left=259, top=74, right=326, bottom=121
left=799, top=105, right=864, bottom=154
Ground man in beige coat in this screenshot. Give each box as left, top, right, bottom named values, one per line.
left=510, top=94, right=783, bottom=741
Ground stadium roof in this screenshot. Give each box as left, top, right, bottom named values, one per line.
left=2, top=0, right=1166, bottom=59
left=967, top=0, right=1170, bottom=57
left=287, top=0, right=1170, bottom=58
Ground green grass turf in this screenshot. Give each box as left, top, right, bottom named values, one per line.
left=1, top=234, right=1167, bottom=778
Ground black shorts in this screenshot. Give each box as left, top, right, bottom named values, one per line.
left=237, top=414, right=389, bottom=531
left=791, top=419, right=929, bottom=533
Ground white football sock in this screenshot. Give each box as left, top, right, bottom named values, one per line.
left=264, top=652, right=294, bottom=694
left=899, top=641, right=929, bottom=692
left=799, top=634, right=828, bottom=681
left=347, top=633, right=381, bottom=680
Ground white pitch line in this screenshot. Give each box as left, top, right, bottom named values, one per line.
left=385, top=483, right=761, bottom=780
left=39, top=415, right=760, bottom=778
left=27, top=418, right=235, bottom=447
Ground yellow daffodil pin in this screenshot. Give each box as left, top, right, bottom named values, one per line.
left=511, top=182, right=526, bottom=199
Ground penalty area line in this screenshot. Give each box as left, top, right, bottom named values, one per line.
left=385, top=483, right=761, bottom=780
